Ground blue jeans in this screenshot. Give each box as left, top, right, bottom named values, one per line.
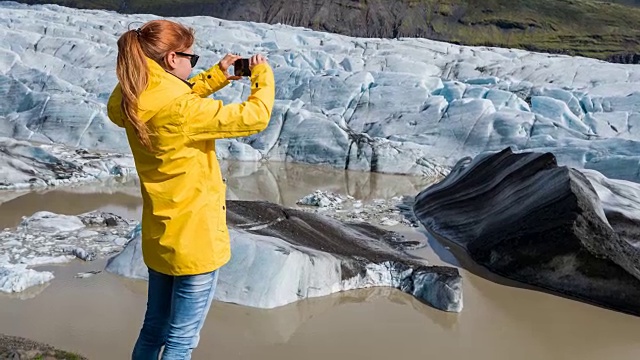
left=132, top=268, right=219, bottom=360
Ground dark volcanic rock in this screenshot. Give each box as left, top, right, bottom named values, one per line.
left=107, top=200, right=463, bottom=312
left=606, top=52, right=640, bottom=64
left=413, top=147, right=640, bottom=316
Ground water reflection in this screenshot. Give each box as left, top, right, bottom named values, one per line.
left=222, top=160, right=436, bottom=206
left=0, top=161, right=436, bottom=228
left=0, top=185, right=142, bottom=228
left=0, top=282, right=51, bottom=300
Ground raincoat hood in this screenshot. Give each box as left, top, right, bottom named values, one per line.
left=108, top=57, right=193, bottom=128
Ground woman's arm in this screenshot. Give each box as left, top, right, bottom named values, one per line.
left=188, top=54, right=242, bottom=98
left=188, top=64, right=230, bottom=98
left=177, top=63, right=275, bottom=141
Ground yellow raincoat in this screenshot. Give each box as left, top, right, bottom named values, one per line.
left=107, top=58, right=275, bottom=275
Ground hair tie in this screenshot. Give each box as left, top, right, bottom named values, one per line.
left=126, top=21, right=145, bottom=35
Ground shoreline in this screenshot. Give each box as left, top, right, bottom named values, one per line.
left=0, top=333, right=86, bottom=359
left=1, top=162, right=640, bottom=359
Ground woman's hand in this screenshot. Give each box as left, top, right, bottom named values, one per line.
left=218, top=53, right=242, bottom=81
left=249, top=54, right=267, bottom=70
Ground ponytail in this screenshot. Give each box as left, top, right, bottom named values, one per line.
left=116, top=29, right=152, bottom=151
left=115, top=20, right=195, bottom=151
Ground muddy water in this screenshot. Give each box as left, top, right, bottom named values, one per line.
left=0, top=161, right=639, bottom=360
left=0, top=160, right=434, bottom=229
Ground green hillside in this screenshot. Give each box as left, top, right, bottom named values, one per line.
left=15, top=0, right=640, bottom=62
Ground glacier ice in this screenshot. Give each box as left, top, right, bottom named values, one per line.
left=20, top=211, right=86, bottom=233
left=0, top=136, right=135, bottom=190
left=296, top=190, right=344, bottom=208
left=581, top=169, right=640, bottom=224
left=0, top=263, right=54, bottom=293
left=106, top=201, right=463, bottom=312
left=0, top=209, right=135, bottom=267
left=0, top=254, right=54, bottom=293
left=1, top=3, right=640, bottom=180
left=0, top=208, right=135, bottom=293
left=108, top=229, right=462, bottom=311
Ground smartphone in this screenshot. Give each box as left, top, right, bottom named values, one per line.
left=233, top=58, right=251, bottom=77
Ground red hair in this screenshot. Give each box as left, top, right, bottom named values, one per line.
left=116, top=20, right=195, bottom=150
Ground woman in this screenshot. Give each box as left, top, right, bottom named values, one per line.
left=106, top=19, right=275, bottom=359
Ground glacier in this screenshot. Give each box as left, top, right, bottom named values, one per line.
left=0, top=136, right=134, bottom=190
left=1, top=3, right=640, bottom=180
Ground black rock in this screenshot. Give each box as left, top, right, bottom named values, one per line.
left=606, top=52, right=640, bottom=64
left=413, top=147, right=640, bottom=316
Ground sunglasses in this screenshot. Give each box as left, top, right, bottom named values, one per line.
left=175, top=51, right=199, bottom=68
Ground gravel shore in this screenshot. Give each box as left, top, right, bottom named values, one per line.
left=0, top=334, right=86, bottom=359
